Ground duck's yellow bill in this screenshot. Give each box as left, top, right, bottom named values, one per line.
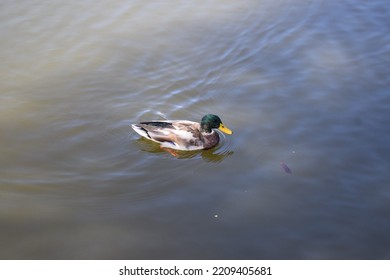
left=218, top=123, right=233, bottom=135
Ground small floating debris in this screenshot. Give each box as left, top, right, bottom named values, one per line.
left=280, top=162, right=292, bottom=174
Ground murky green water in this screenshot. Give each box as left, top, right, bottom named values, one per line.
left=1, top=0, right=389, bottom=259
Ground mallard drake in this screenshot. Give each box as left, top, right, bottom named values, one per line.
left=131, top=114, right=233, bottom=151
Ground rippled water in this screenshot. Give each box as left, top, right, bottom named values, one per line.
left=1, top=0, right=389, bottom=259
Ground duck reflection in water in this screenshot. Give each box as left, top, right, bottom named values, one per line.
left=133, top=137, right=234, bottom=163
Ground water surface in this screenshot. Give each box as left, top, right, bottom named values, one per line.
left=0, top=0, right=389, bottom=259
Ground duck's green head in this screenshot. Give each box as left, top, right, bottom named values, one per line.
left=201, top=114, right=233, bottom=135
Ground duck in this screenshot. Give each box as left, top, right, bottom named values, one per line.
left=131, top=114, right=233, bottom=151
